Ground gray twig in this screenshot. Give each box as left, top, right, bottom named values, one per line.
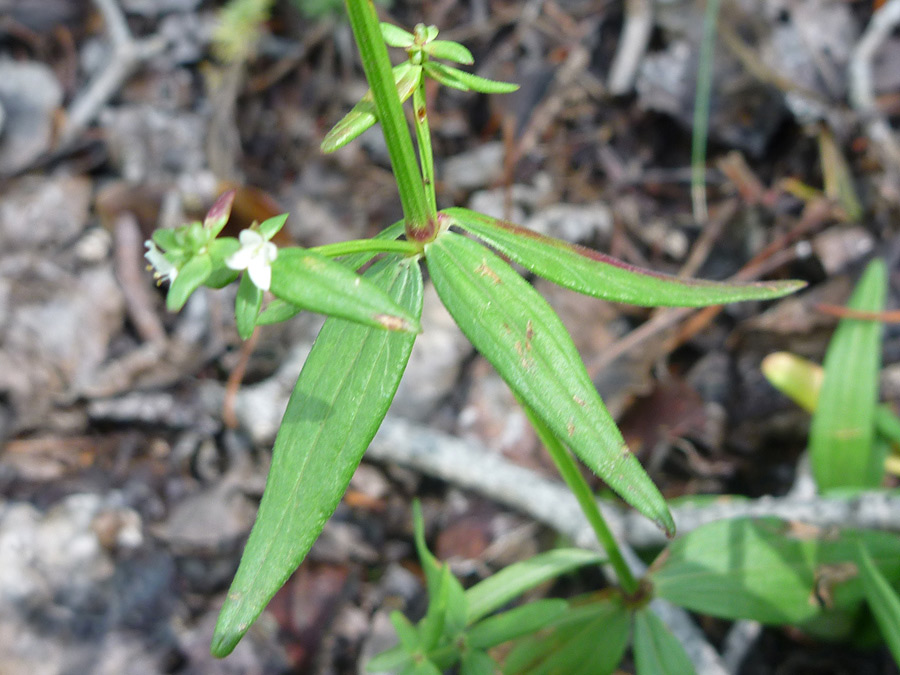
left=59, top=0, right=167, bottom=146
left=848, top=0, right=900, bottom=172
left=607, top=0, right=654, bottom=95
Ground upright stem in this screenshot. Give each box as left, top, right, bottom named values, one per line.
left=413, top=79, right=438, bottom=216
left=343, top=0, right=434, bottom=240
left=522, top=403, right=639, bottom=594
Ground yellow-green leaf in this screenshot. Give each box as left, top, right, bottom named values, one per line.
left=809, top=259, right=887, bottom=490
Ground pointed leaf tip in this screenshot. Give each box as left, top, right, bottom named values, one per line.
left=204, top=189, right=236, bottom=235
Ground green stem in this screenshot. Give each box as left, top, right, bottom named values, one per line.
left=309, top=238, right=421, bottom=258
left=413, top=77, right=438, bottom=216
left=522, top=403, right=639, bottom=594
left=343, top=0, right=433, bottom=240
left=690, top=0, right=721, bottom=225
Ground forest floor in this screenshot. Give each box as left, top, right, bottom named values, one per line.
left=2, top=0, right=900, bottom=673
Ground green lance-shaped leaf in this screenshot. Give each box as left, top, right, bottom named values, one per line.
left=502, top=598, right=630, bottom=675
left=809, top=258, right=887, bottom=491
left=210, top=257, right=423, bottom=656
left=321, top=62, right=420, bottom=153
left=426, top=232, right=674, bottom=535
left=857, top=541, right=900, bottom=667
left=446, top=208, right=806, bottom=306
left=259, top=220, right=410, bottom=326
left=632, top=608, right=696, bottom=675
left=424, top=62, right=519, bottom=94
left=460, top=650, right=497, bottom=675
left=269, top=248, right=420, bottom=333
left=465, top=548, right=605, bottom=624
left=650, top=517, right=900, bottom=633
left=466, top=599, right=568, bottom=650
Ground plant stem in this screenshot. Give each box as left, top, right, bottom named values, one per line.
left=413, top=78, right=438, bottom=216
left=343, top=0, right=434, bottom=240
left=309, top=238, right=421, bottom=258
left=522, top=403, right=639, bottom=594
left=690, top=0, right=722, bottom=225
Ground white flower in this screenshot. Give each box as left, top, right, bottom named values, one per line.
left=144, top=240, right=178, bottom=284
left=226, top=229, right=278, bottom=291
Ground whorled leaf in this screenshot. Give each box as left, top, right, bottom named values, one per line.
left=380, top=21, right=414, bottom=47
left=269, top=248, right=420, bottom=333
left=502, top=597, right=630, bottom=675
left=466, top=600, right=568, bottom=650
left=321, top=62, right=420, bottom=153
left=426, top=231, right=673, bottom=535
left=465, top=548, right=605, bottom=624
left=424, top=62, right=519, bottom=94
left=258, top=220, right=409, bottom=326
left=166, top=253, right=211, bottom=311
left=426, top=39, right=474, bottom=65
left=211, top=257, right=423, bottom=656
left=809, top=258, right=887, bottom=491
left=446, top=207, right=805, bottom=306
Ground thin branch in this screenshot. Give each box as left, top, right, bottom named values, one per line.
left=848, top=0, right=900, bottom=172
left=59, top=0, right=167, bottom=146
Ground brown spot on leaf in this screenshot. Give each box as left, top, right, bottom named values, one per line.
left=573, top=395, right=586, bottom=407
left=567, top=418, right=575, bottom=437
left=475, top=259, right=501, bottom=284
left=811, top=563, right=858, bottom=609
left=375, top=314, right=411, bottom=332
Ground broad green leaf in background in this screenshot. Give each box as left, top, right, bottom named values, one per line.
left=465, top=549, right=605, bottom=624
left=632, top=608, right=696, bottom=675
left=460, top=650, right=498, bottom=675
left=467, top=600, right=568, bottom=650
left=446, top=208, right=805, bottom=306
left=426, top=232, right=674, bottom=535
left=502, top=597, right=630, bottom=675
left=762, top=351, right=900, bottom=450
left=269, top=248, right=421, bottom=333
left=650, top=517, right=900, bottom=630
left=211, top=257, right=423, bottom=656
left=204, top=238, right=242, bottom=288
left=809, top=259, right=887, bottom=491
left=857, top=542, right=900, bottom=666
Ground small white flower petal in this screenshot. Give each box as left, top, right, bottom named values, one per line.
left=144, top=240, right=178, bottom=283
left=225, top=247, right=254, bottom=271
left=262, top=241, right=278, bottom=263
left=247, top=257, right=272, bottom=291
left=238, top=229, right=265, bottom=247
